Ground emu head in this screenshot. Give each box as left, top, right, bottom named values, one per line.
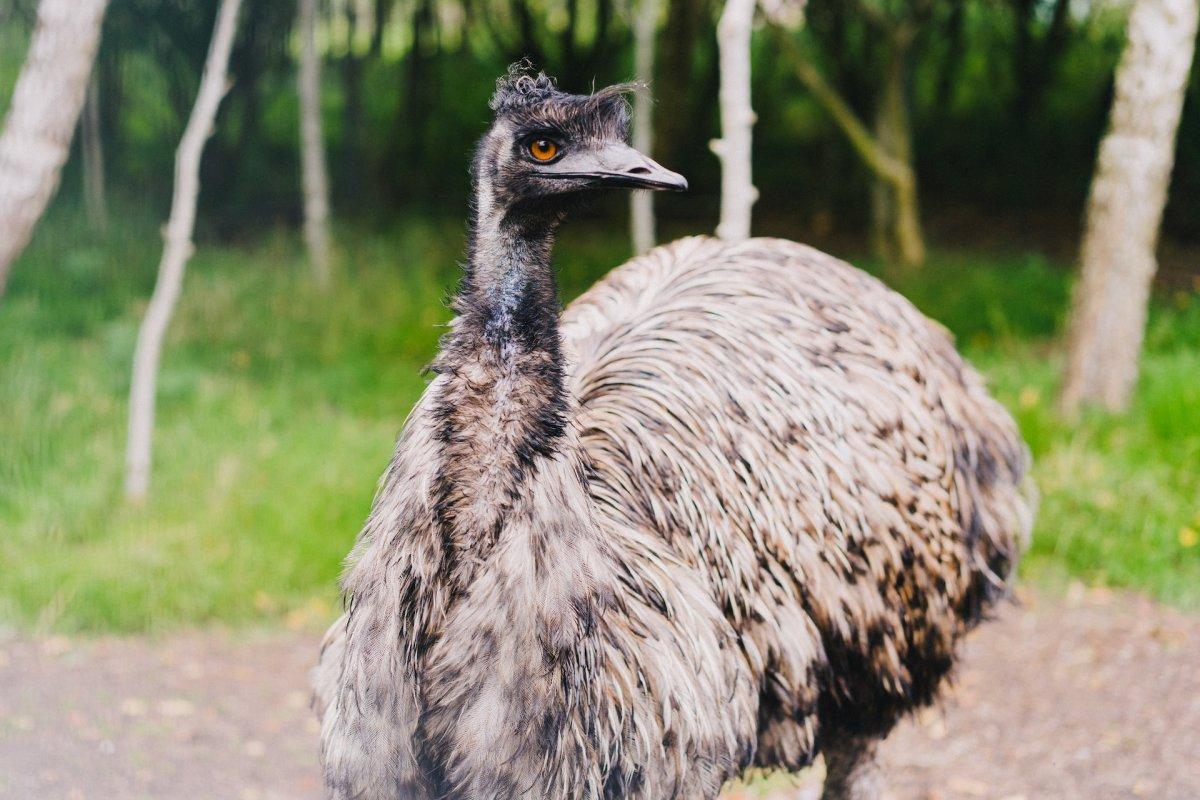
left=473, top=67, right=687, bottom=218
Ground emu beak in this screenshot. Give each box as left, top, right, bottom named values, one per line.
left=539, top=141, right=688, bottom=192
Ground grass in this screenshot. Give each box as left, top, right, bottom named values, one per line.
left=0, top=211, right=1197, bottom=633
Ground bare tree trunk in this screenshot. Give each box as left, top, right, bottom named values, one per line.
left=81, top=75, right=107, bottom=234
left=774, top=15, right=925, bottom=270
left=630, top=0, right=658, bottom=255
left=869, top=76, right=896, bottom=261
left=299, top=0, right=332, bottom=285
left=656, top=0, right=700, bottom=168
left=0, top=0, right=108, bottom=297
left=125, top=0, right=242, bottom=502
left=712, top=0, right=757, bottom=241
left=341, top=0, right=367, bottom=203
left=1060, top=0, right=1198, bottom=414
left=782, top=32, right=921, bottom=264
left=870, top=43, right=925, bottom=269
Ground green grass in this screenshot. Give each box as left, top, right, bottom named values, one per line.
left=895, top=255, right=1200, bottom=607
left=1, top=213, right=1197, bottom=633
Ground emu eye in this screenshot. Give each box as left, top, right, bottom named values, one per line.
left=528, top=138, right=559, bottom=162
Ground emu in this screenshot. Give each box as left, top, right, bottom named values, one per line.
left=314, top=68, right=1034, bottom=800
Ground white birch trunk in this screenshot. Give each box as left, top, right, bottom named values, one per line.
left=1060, top=0, right=1198, bottom=413
left=81, top=75, right=108, bottom=233
left=0, top=0, right=108, bottom=296
left=629, top=0, right=658, bottom=255
left=299, top=0, right=333, bottom=285
left=711, top=0, right=757, bottom=241
left=125, top=0, right=242, bottom=501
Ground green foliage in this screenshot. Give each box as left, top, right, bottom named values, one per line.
left=0, top=218, right=1197, bottom=632
left=867, top=251, right=1071, bottom=346
left=35, top=0, right=1194, bottom=245
left=978, top=345, right=1200, bottom=606
left=0, top=214, right=456, bottom=632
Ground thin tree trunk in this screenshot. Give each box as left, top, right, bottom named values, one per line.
left=780, top=31, right=924, bottom=268
left=342, top=1, right=366, bottom=203
left=630, top=0, right=658, bottom=255
left=1060, top=0, right=1198, bottom=414
left=656, top=0, right=699, bottom=167
left=870, top=43, right=925, bottom=269
left=0, top=0, right=108, bottom=297
left=299, top=0, right=332, bottom=285
left=81, top=75, right=107, bottom=233
left=125, top=0, right=242, bottom=502
left=405, top=0, right=434, bottom=182
left=712, top=0, right=757, bottom=241
left=869, top=83, right=895, bottom=261
left=370, top=0, right=392, bottom=56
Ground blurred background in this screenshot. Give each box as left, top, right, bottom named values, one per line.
left=1, top=0, right=1197, bottom=630
left=1, top=1, right=1198, bottom=798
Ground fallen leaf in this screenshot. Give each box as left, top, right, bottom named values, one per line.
left=1131, top=778, right=1159, bottom=797
left=1179, top=526, right=1198, bottom=549
left=1066, top=581, right=1086, bottom=606
left=157, top=698, right=195, bottom=717
left=118, top=698, right=147, bottom=717
left=40, top=636, right=71, bottom=657
left=946, top=777, right=989, bottom=796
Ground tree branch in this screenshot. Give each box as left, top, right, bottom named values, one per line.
left=778, top=32, right=913, bottom=190
left=849, top=0, right=891, bottom=30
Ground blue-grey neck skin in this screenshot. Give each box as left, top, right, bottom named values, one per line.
left=428, top=71, right=641, bottom=557
left=415, top=115, right=604, bottom=800
left=427, top=121, right=573, bottom=565
left=452, top=120, right=566, bottom=362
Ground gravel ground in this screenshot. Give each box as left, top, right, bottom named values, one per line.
left=1, top=588, right=1196, bottom=800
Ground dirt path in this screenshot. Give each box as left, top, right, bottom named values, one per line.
left=1, top=588, right=1197, bottom=800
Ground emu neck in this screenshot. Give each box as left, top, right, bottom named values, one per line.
left=433, top=187, right=571, bottom=555
left=420, top=179, right=620, bottom=798
left=459, top=211, right=561, bottom=358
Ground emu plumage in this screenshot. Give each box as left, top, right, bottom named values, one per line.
left=315, top=72, right=1033, bottom=800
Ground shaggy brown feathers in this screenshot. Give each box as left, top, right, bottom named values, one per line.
left=314, top=73, right=1033, bottom=800
left=315, top=238, right=1033, bottom=799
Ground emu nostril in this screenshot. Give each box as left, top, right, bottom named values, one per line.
left=628, top=166, right=652, bottom=175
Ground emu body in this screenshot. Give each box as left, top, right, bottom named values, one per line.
left=315, top=72, right=1033, bottom=800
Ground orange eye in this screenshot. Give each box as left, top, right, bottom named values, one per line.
left=529, top=139, right=559, bottom=161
